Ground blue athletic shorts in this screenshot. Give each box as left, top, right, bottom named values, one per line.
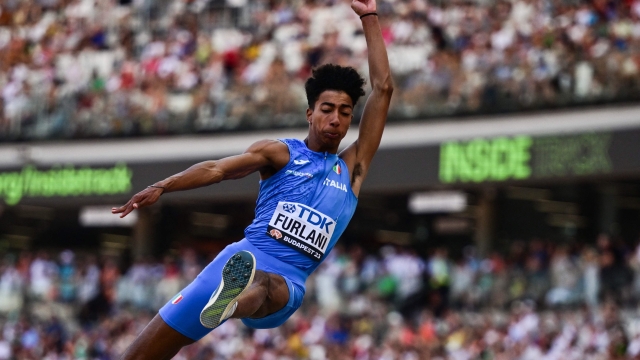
left=159, top=238, right=308, bottom=341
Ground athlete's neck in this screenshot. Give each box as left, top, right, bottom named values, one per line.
left=304, top=137, right=339, bottom=154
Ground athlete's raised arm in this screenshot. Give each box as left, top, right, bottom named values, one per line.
left=340, top=0, right=393, bottom=195
left=112, top=140, right=289, bottom=218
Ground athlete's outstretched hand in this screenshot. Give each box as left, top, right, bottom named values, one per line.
left=351, top=0, right=377, bottom=17
left=111, top=186, right=163, bottom=218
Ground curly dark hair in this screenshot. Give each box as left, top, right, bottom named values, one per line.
left=304, top=64, right=366, bottom=108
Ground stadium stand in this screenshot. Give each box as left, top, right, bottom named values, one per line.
left=1, top=0, right=640, bottom=140
left=1, top=236, right=640, bottom=359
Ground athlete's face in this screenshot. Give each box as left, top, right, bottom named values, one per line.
left=306, top=90, right=354, bottom=152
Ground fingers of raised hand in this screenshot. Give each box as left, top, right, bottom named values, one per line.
left=352, top=4, right=376, bottom=16
left=351, top=0, right=365, bottom=11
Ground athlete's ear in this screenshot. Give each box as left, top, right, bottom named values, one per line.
left=306, top=108, right=313, bottom=124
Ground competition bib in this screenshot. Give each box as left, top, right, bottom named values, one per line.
left=266, top=201, right=335, bottom=261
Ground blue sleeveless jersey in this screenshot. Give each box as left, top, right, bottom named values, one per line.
left=244, top=138, right=358, bottom=275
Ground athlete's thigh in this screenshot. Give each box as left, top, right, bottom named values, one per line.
left=120, top=314, right=194, bottom=360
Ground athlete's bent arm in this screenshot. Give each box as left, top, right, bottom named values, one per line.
left=340, top=0, right=393, bottom=196
left=112, top=140, right=288, bottom=218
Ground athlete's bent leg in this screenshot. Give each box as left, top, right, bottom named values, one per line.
left=121, top=271, right=289, bottom=360
left=121, top=244, right=300, bottom=360
left=200, top=251, right=291, bottom=328
left=120, top=315, right=194, bottom=360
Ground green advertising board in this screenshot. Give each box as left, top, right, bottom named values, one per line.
left=0, top=163, right=133, bottom=205
left=0, top=129, right=635, bottom=205
left=439, top=133, right=614, bottom=184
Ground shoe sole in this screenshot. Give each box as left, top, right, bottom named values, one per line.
left=199, top=250, right=256, bottom=328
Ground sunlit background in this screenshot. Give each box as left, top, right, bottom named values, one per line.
left=1, top=0, right=640, bottom=358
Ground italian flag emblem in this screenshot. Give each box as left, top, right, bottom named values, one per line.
left=333, top=164, right=341, bottom=174
left=171, top=294, right=184, bottom=304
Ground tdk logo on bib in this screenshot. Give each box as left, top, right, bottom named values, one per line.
left=267, top=201, right=335, bottom=260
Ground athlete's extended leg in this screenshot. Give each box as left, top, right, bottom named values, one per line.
left=120, top=314, right=194, bottom=360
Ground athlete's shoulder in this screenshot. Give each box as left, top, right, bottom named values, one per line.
left=246, top=139, right=288, bottom=155
left=277, top=138, right=307, bottom=151
left=243, top=139, right=290, bottom=173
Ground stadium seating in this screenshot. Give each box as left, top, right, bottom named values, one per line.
left=1, top=0, right=639, bottom=140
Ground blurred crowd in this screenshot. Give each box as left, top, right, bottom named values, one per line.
left=1, top=0, right=640, bottom=140
left=2, top=234, right=640, bottom=358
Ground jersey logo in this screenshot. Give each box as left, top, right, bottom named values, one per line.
left=267, top=202, right=335, bottom=261
left=294, top=159, right=310, bottom=165
left=333, top=164, right=341, bottom=174
left=285, top=170, right=313, bottom=178
left=323, top=178, right=348, bottom=192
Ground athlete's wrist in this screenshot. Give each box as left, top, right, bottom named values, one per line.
left=147, top=184, right=166, bottom=194
left=359, top=12, right=378, bottom=20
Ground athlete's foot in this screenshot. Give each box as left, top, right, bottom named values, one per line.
left=200, top=250, right=256, bottom=328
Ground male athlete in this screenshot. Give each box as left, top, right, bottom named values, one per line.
left=112, top=0, right=392, bottom=357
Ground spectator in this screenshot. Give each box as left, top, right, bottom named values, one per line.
left=1, top=0, right=640, bottom=141
left=29, top=251, right=58, bottom=301
left=2, top=236, right=640, bottom=358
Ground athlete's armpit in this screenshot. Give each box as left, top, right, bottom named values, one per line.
left=339, top=143, right=368, bottom=196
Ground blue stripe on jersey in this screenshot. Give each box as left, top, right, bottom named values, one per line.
left=244, top=138, right=358, bottom=275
